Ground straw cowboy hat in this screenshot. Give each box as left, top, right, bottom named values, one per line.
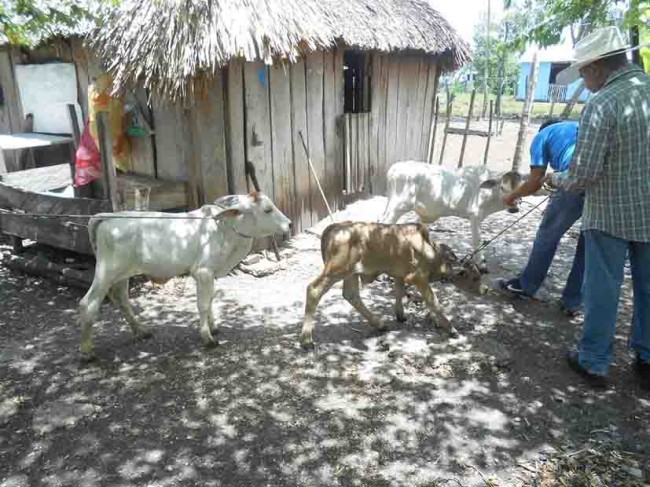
left=556, top=26, right=650, bottom=85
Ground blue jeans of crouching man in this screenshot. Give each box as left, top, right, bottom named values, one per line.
left=577, top=230, right=650, bottom=376
left=518, top=190, right=585, bottom=310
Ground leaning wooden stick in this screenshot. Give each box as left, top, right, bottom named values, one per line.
left=297, top=130, right=334, bottom=221
left=245, top=160, right=281, bottom=261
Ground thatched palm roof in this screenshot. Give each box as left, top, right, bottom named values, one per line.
left=92, top=0, right=471, bottom=102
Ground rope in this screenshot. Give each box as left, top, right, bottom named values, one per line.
left=459, top=196, right=550, bottom=264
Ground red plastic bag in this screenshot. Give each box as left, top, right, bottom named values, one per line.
left=74, top=121, right=102, bottom=187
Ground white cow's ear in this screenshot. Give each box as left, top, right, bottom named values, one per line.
left=479, top=179, right=499, bottom=189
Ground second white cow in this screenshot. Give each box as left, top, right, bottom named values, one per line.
left=381, top=161, right=523, bottom=269
left=78, top=192, right=291, bottom=361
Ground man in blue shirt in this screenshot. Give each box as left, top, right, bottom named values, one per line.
left=500, top=119, right=584, bottom=316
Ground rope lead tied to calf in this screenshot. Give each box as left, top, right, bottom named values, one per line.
left=458, top=196, right=550, bottom=265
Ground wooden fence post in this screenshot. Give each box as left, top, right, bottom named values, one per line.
left=438, top=97, right=453, bottom=165
left=96, top=112, right=121, bottom=211
left=457, top=89, right=476, bottom=168
left=483, top=100, right=494, bottom=166
left=426, top=95, right=440, bottom=164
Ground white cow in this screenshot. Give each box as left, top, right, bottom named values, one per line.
left=381, top=161, right=523, bottom=270
left=78, top=192, right=291, bottom=361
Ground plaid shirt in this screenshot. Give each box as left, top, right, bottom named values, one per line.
left=553, top=65, right=650, bottom=242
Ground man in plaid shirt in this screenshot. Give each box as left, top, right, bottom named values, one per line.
left=550, top=27, right=650, bottom=390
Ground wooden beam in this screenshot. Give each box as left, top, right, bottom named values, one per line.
left=438, top=99, right=453, bottom=165
left=446, top=127, right=491, bottom=137
left=96, top=112, right=121, bottom=210
left=66, top=104, right=81, bottom=196
left=426, top=95, right=440, bottom=164
left=0, top=209, right=93, bottom=254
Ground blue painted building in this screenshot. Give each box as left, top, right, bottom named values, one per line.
left=516, top=43, right=590, bottom=103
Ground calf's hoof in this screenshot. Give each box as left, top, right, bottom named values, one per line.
left=300, top=340, right=315, bottom=351
left=203, top=339, right=219, bottom=349
left=395, top=311, right=407, bottom=323
left=448, top=327, right=460, bottom=339
left=135, top=329, right=153, bottom=340
left=79, top=351, right=97, bottom=364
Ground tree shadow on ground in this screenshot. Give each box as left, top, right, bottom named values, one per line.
left=0, top=199, right=649, bottom=486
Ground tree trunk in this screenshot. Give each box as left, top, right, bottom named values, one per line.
left=481, top=0, right=492, bottom=119
left=512, top=52, right=539, bottom=172
left=560, top=81, right=585, bottom=119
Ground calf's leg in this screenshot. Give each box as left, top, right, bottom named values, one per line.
left=342, top=275, right=385, bottom=331
left=413, top=279, right=459, bottom=338
left=394, top=277, right=406, bottom=322
left=193, top=269, right=217, bottom=346
left=300, top=274, right=338, bottom=349
left=109, top=279, right=152, bottom=340
left=470, top=217, right=488, bottom=273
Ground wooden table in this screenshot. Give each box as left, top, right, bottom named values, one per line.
left=0, top=133, right=74, bottom=173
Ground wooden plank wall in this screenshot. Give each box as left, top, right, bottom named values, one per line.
left=346, top=52, right=440, bottom=197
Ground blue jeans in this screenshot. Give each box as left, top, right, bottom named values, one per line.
left=578, top=230, right=650, bottom=376
left=519, top=190, right=585, bottom=310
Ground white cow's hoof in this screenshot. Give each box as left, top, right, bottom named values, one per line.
left=79, top=351, right=97, bottom=364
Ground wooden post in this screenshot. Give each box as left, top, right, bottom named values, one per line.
left=512, top=52, right=539, bottom=171
left=483, top=100, right=494, bottom=166
left=96, top=112, right=121, bottom=211
left=66, top=104, right=82, bottom=197
left=426, top=96, right=440, bottom=164
left=438, top=98, right=453, bottom=165
left=458, top=89, right=477, bottom=168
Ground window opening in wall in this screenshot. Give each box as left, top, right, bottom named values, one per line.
left=549, top=62, right=571, bottom=84
left=344, top=51, right=371, bottom=113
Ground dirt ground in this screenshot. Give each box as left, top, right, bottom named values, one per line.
left=1, top=120, right=649, bottom=487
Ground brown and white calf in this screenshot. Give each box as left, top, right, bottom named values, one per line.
left=300, top=222, right=486, bottom=349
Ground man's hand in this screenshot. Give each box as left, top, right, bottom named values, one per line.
left=502, top=193, right=519, bottom=207
left=543, top=174, right=559, bottom=190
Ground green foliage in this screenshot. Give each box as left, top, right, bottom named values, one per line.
left=504, top=0, right=647, bottom=49
left=471, top=14, right=522, bottom=95
left=0, top=0, right=102, bottom=47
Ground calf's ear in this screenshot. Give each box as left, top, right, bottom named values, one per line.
left=213, top=208, right=242, bottom=221
left=479, top=178, right=499, bottom=189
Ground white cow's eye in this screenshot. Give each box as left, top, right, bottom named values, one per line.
left=264, top=207, right=273, bottom=214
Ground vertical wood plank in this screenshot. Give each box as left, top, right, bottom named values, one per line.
left=269, top=62, right=296, bottom=227
left=332, top=49, right=345, bottom=208
left=351, top=114, right=359, bottom=191
left=0, top=49, right=22, bottom=171
left=385, top=55, right=401, bottom=172
left=405, top=58, right=425, bottom=159
left=290, top=58, right=311, bottom=232
left=375, top=53, right=390, bottom=194
left=394, top=56, right=410, bottom=161
left=226, top=61, right=247, bottom=195
left=368, top=53, right=382, bottom=194
left=323, top=50, right=342, bottom=210
left=357, top=114, right=368, bottom=193
left=195, top=74, right=229, bottom=202
left=186, top=108, right=203, bottom=207
left=153, top=103, right=188, bottom=182
left=305, top=52, right=327, bottom=222
left=421, top=62, right=439, bottom=161
left=244, top=62, right=273, bottom=198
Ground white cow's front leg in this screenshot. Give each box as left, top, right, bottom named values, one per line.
left=193, top=268, right=217, bottom=347
left=470, top=217, right=488, bottom=273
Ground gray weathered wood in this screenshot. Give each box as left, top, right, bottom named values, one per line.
left=0, top=209, right=93, bottom=254
left=153, top=103, right=188, bottom=182
left=226, top=61, right=248, bottom=195
left=385, top=55, right=401, bottom=171
left=446, top=127, right=492, bottom=137
left=323, top=50, right=342, bottom=209
left=244, top=62, right=273, bottom=200
left=194, top=75, right=229, bottom=203
left=185, top=108, right=203, bottom=207
left=269, top=62, right=296, bottom=226
left=6, top=254, right=93, bottom=289
left=306, top=52, right=327, bottom=221
left=403, top=57, right=424, bottom=159
left=96, top=112, right=121, bottom=210
left=426, top=96, right=440, bottom=164
left=394, top=56, right=411, bottom=161
left=374, top=53, right=390, bottom=194
left=368, top=53, right=382, bottom=194
left=290, top=58, right=311, bottom=232
left=458, top=89, right=477, bottom=168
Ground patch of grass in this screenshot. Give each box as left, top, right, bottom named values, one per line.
left=439, top=92, right=583, bottom=120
